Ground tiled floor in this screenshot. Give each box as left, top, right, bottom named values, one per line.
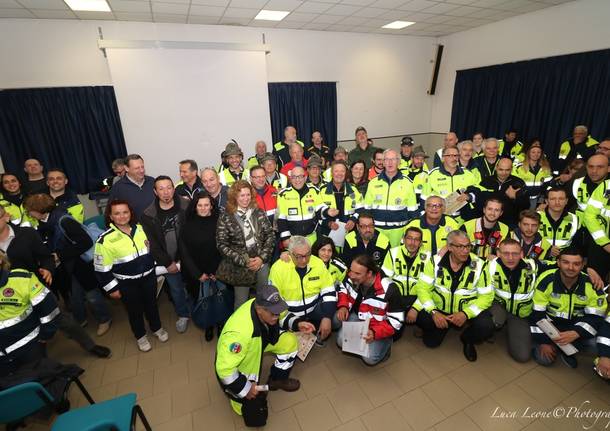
left=21, top=296, right=610, bottom=431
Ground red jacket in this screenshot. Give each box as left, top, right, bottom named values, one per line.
left=338, top=273, right=403, bottom=340
left=280, top=158, right=308, bottom=176
left=254, top=184, right=278, bottom=223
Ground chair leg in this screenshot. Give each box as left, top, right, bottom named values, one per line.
left=71, top=376, right=96, bottom=405
left=132, top=405, right=152, bottom=431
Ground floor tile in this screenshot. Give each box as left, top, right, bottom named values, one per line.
left=171, top=379, right=211, bottom=417
left=116, top=369, right=154, bottom=400
left=357, top=368, right=404, bottom=407
left=434, top=411, right=481, bottom=431
left=101, top=355, right=138, bottom=385
left=155, top=413, right=193, bottom=431
left=421, top=375, right=473, bottom=417
left=326, top=381, right=374, bottom=423
left=293, top=394, right=341, bottom=431
left=449, top=362, right=499, bottom=401
left=464, top=396, right=523, bottom=431
left=393, top=387, right=445, bottom=430
left=361, top=401, right=412, bottom=431
left=153, top=361, right=189, bottom=395
left=384, top=357, right=433, bottom=393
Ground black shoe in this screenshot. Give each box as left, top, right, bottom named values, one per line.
left=205, top=327, right=214, bottom=342
left=90, top=345, right=112, bottom=358
left=560, top=353, right=578, bottom=369
left=267, top=377, right=300, bottom=392
left=463, top=342, right=477, bottom=362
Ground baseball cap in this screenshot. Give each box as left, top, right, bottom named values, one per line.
left=307, top=155, right=323, bottom=169
left=256, top=285, right=288, bottom=315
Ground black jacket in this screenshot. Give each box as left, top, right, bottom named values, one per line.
left=4, top=225, right=55, bottom=275
left=477, top=174, right=529, bottom=226
left=140, top=195, right=189, bottom=267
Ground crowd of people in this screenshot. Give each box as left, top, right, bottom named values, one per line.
left=1, top=123, right=610, bottom=427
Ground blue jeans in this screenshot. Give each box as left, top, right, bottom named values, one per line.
left=165, top=272, right=191, bottom=318
left=71, top=276, right=111, bottom=324
left=336, top=313, right=392, bottom=366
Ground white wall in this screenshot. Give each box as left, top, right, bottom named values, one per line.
left=0, top=19, right=437, bottom=169
left=430, top=0, right=610, bottom=134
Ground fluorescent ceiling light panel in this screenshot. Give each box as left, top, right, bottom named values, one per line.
left=64, top=0, right=111, bottom=12
left=382, top=20, right=415, bottom=29
left=255, top=9, right=290, bottom=21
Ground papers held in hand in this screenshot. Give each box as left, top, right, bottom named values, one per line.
left=341, top=318, right=370, bottom=357
left=536, top=318, right=579, bottom=355
left=444, top=190, right=468, bottom=215
left=296, top=332, right=316, bottom=362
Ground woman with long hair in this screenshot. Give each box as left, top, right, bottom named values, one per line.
left=513, top=140, right=552, bottom=207
left=0, top=173, right=36, bottom=227
left=349, top=159, right=368, bottom=196
left=216, top=180, right=275, bottom=309
left=311, top=236, right=347, bottom=290
left=179, top=192, right=223, bottom=341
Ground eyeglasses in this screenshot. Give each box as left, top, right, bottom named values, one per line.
left=449, top=243, right=472, bottom=250
left=358, top=224, right=375, bottom=230
left=426, top=203, right=443, bottom=209
left=250, top=175, right=266, bottom=180
left=292, top=252, right=311, bottom=260
left=444, top=154, right=459, bottom=158
left=290, top=175, right=306, bottom=180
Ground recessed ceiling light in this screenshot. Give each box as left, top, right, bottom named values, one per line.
left=255, top=9, right=290, bottom=21
left=64, top=0, right=111, bottom=12
left=382, top=20, right=415, bottom=29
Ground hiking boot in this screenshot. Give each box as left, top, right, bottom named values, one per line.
left=267, top=378, right=300, bottom=392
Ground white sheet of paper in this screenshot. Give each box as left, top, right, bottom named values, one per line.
left=328, top=221, right=347, bottom=248
left=536, top=318, right=579, bottom=355
left=341, top=318, right=370, bottom=357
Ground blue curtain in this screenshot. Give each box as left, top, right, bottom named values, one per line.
left=268, top=82, right=337, bottom=152
left=450, top=48, right=610, bottom=166
left=0, top=86, right=127, bottom=194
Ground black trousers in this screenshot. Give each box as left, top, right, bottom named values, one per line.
left=416, top=310, right=494, bottom=348
left=119, top=274, right=162, bottom=339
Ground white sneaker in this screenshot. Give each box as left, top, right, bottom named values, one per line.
left=97, top=320, right=112, bottom=337
left=176, top=317, right=189, bottom=333
left=137, top=335, right=152, bottom=352
left=154, top=328, right=169, bottom=343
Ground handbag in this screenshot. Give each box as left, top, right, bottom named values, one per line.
left=191, top=279, right=234, bottom=330
left=241, top=394, right=268, bottom=427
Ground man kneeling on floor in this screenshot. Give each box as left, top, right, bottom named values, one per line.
left=215, top=285, right=315, bottom=427
left=336, top=254, right=404, bottom=365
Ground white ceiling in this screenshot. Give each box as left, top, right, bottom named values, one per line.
left=0, top=0, right=574, bottom=37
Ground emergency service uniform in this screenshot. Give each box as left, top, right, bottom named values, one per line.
left=336, top=273, right=403, bottom=365
left=269, top=255, right=336, bottom=332
left=364, top=171, right=418, bottom=247
left=93, top=223, right=161, bottom=339
left=530, top=268, right=607, bottom=365
left=487, top=257, right=537, bottom=362
left=276, top=184, right=328, bottom=245
left=461, top=218, right=510, bottom=259
left=0, top=269, right=60, bottom=374
left=405, top=215, right=460, bottom=256
left=414, top=253, right=494, bottom=348
left=216, top=299, right=298, bottom=416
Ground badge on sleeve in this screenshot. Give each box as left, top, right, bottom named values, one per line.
left=229, top=342, right=242, bottom=354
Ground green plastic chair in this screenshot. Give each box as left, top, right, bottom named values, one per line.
left=0, top=381, right=151, bottom=431
left=51, top=393, right=152, bottom=431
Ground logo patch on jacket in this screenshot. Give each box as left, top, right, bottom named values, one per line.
left=229, top=342, right=242, bottom=354
left=2, top=288, right=14, bottom=297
